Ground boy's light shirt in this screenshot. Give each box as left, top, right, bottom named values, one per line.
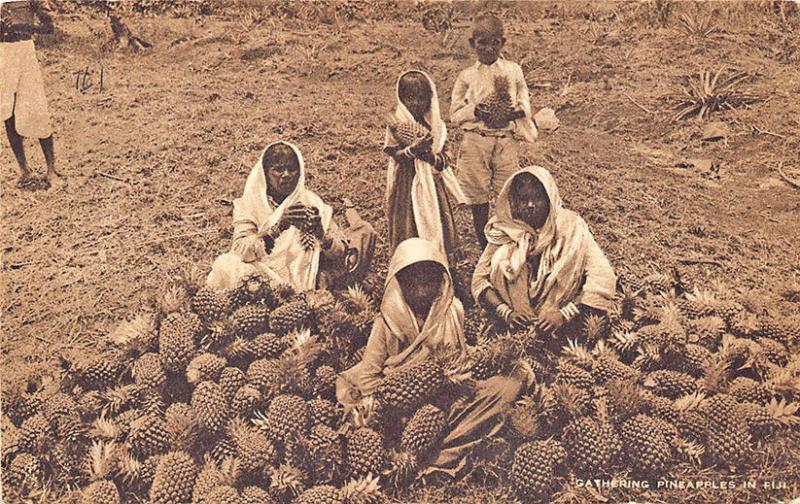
left=449, top=57, right=538, bottom=143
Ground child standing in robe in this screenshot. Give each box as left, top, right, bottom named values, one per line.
left=450, top=14, right=538, bottom=249
left=383, top=70, right=466, bottom=267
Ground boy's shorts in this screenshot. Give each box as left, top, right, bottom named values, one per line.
left=0, top=40, right=53, bottom=138
left=455, top=131, right=520, bottom=205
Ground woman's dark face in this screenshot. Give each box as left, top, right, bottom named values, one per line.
left=263, top=145, right=300, bottom=200
left=510, top=173, right=550, bottom=229
left=396, top=261, right=445, bottom=316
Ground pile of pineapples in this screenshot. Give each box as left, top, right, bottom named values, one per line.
left=503, top=272, right=800, bottom=501
left=1, top=273, right=396, bottom=504
left=2, top=268, right=799, bottom=504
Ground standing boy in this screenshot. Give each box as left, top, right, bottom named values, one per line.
left=450, top=14, right=537, bottom=248
left=1, top=0, right=61, bottom=189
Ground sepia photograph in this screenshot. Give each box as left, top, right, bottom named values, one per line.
left=1, top=0, right=799, bottom=502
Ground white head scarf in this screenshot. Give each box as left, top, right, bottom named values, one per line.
left=384, top=70, right=466, bottom=259
left=232, top=141, right=333, bottom=291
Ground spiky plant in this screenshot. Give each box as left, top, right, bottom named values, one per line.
left=644, top=370, right=698, bottom=399
left=255, top=394, right=311, bottom=441
left=192, top=456, right=240, bottom=504
left=127, top=413, right=170, bottom=458
left=109, top=312, right=159, bottom=358
left=228, top=417, right=278, bottom=476
left=268, top=464, right=306, bottom=502
left=150, top=450, right=200, bottom=504
left=164, top=402, right=199, bottom=452
left=375, top=359, right=445, bottom=414
left=158, top=312, right=200, bottom=373
left=219, top=366, right=247, bottom=404
left=673, top=69, right=759, bottom=121
left=621, top=414, right=671, bottom=477
left=132, top=352, right=166, bottom=389
left=562, top=416, right=609, bottom=476
left=186, top=352, right=227, bottom=384
left=191, top=381, right=228, bottom=433
left=83, top=441, right=119, bottom=503
left=345, top=427, right=386, bottom=478
left=191, top=286, right=231, bottom=322
left=307, top=423, right=345, bottom=484
left=341, top=474, right=386, bottom=504
left=231, top=304, right=270, bottom=338
left=230, top=274, right=273, bottom=309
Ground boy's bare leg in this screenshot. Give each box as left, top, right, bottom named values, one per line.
left=471, top=203, right=490, bottom=250
left=4, top=116, right=32, bottom=186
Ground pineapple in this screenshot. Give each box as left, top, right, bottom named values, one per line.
left=341, top=474, right=386, bottom=504
left=269, top=464, right=307, bottom=501
left=81, top=480, right=120, bottom=504
left=4, top=390, right=42, bottom=426
left=258, top=394, right=311, bottom=441
left=595, top=397, right=623, bottom=464
left=705, top=416, right=751, bottom=467
left=686, top=316, right=726, bottom=348
left=678, top=287, right=720, bottom=319
left=232, top=304, right=270, bottom=338
left=132, top=352, right=166, bottom=389
left=375, top=359, right=444, bottom=413
left=400, top=404, right=446, bottom=459
left=582, top=314, right=608, bottom=343
left=72, top=353, right=123, bottom=391
left=388, top=117, right=430, bottom=147
left=555, top=360, right=595, bottom=390
left=156, top=283, right=190, bottom=316
left=127, top=413, right=170, bottom=458
left=643, top=370, right=698, bottom=399
left=593, top=350, right=639, bottom=384
left=109, top=312, right=159, bottom=358
left=729, top=377, right=772, bottom=405
left=294, top=485, right=343, bottom=504
left=345, top=427, right=386, bottom=477
left=150, top=450, right=200, bottom=504
left=270, top=299, right=312, bottom=335
left=314, top=365, right=338, bottom=399
left=552, top=382, right=594, bottom=419
left=206, top=485, right=243, bottom=503
left=247, top=358, right=284, bottom=395
left=755, top=337, right=789, bottom=366
left=621, top=414, right=671, bottom=477
left=186, top=352, right=227, bottom=384
left=641, top=391, right=679, bottom=424
left=219, top=366, right=247, bottom=404
left=642, top=272, right=675, bottom=294
left=342, top=284, right=376, bottom=338
left=191, top=381, right=228, bottom=433
left=307, top=424, right=345, bottom=484
left=242, top=486, right=276, bottom=504
left=232, top=384, right=263, bottom=418
left=562, top=416, right=609, bottom=476
left=164, top=402, right=199, bottom=452
left=191, top=286, right=231, bottom=321
left=6, top=452, right=43, bottom=493
left=209, top=435, right=238, bottom=465
left=680, top=344, right=712, bottom=377
left=729, top=310, right=761, bottom=339
left=192, top=456, right=240, bottom=504
left=248, top=332, right=285, bottom=360
left=309, top=398, right=342, bottom=428
left=511, top=440, right=566, bottom=499
left=508, top=396, right=542, bottom=442
left=17, top=412, right=52, bottom=453
left=230, top=274, right=273, bottom=309
left=228, top=417, right=278, bottom=475
left=159, top=312, right=201, bottom=373
left=485, top=74, right=514, bottom=126
left=760, top=314, right=800, bottom=345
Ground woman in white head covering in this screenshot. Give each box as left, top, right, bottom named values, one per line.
left=338, top=238, right=532, bottom=478
left=383, top=70, right=466, bottom=265
left=206, top=141, right=372, bottom=292
left=472, top=166, right=617, bottom=335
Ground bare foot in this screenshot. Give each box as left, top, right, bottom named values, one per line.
left=35, top=176, right=51, bottom=191
left=17, top=174, right=36, bottom=190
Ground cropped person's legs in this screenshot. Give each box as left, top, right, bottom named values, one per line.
left=456, top=132, right=493, bottom=248
left=4, top=114, right=32, bottom=186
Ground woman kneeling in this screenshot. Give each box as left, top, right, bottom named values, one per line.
left=472, top=166, right=616, bottom=339
left=207, top=141, right=374, bottom=292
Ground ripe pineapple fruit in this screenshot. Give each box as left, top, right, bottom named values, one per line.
left=228, top=417, right=278, bottom=475
left=642, top=272, right=675, bottom=294
left=150, top=450, right=200, bottom=504
left=219, top=366, right=247, bottom=404
left=206, top=485, right=243, bottom=503
left=686, top=316, right=726, bottom=348
left=132, top=352, right=166, bottom=389
left=232, top=384, right=263, bottom=418
left=375, top=359, right=444, bottom=414
left=346, top=427, right=386, bottom=477
left=308, top=398, right=342, bottom=428
left=72, top=353, right=123, bottom=391
left=729, top=377, right=772, bottom=405
left=247, top=358, right=284, bottom=395
left=191, top=286, right=231, bottom=321
left=232, top=304, right=270, bottom=338
left=705, top=416, right=751, bottom=467
left=485, top=74, right=514, bottom=126
left=400, top=404, right=446, bottom=459
left=242, top=486, right=276, bottom=504
left=186, top=352, right=227, bottom=385
left=248, top=332, right=285, bottom=360
left=680, top=343, right=712, bottom=377
left=6, top=452, right=44, bottom=494
left=387, top=117, right=430, bottom=147
left=643, top=370, right=698, bottom=399
left=164, top=402, right=199, bottom=452
left=755, top=337, right=789, bottom=366
left=760, top=314, right=800, bottom=345
left=621, top=414, right=671, bottom=477
left=270, top=299, right=312, bottom=335
left=555, top=360, right=595, bottom=390
left=127, top=413, right=170, bottom=458
left=294, top=485, right=343, bottom=504
left=562, top=416, right=609, bottom=476
left=81, top=480, right=120, bottom=504
left=314, top=365, right=338, bottom=399
left=17, top=412, right=52, bottom=453
left=158, top=312, right=201, bottom=373
left=678, top=287, right=720, bottom=320
left=192, top=456, right=240, bottom=504
left=259, top=394, right=311, bottom=441
left=191, top=381, right=228, bottom=433
left=307, top=424, right=345, bottom=484
left=4, top=390, right=42, bottom=426
left=510, top=439, right=566, bottom=499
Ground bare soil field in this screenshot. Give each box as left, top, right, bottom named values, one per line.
left=2, top=1, right=799, bottom=503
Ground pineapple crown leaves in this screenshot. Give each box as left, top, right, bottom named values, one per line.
left=109, top=313, right=157, bottom=355
left=672, top=437, right=705, bottom=465
left=764, top=397, right=800, bottom=427
left=177, top=263, right=209, bottom=296
left=284, top=329, right=323, bottom=366
left=116, top=450, right=144, bottom=485
left=155, top=282, right=190, bottom=316
left=345, top=284, right=375, bottom=313
left=582, top=314, right=608, bottom=340
left=268, top=463, right=306, bottom=498
left=90, top=416, right=121, bottom=440
left=672, top=391, right=707, bottom=412
left=609, top=329, right=640, bottom=354
left=561, top=339, right=594, bottom=369
left=87, top=440, right=118, bottom=482
left=550, top=382, right=591, bottom=419
left=341, top=473, right=383, bottom=504
left=305, top=289, right=337, bottom=312
left=102, top=384, right=144, bottom=416
left=766, top=367, right=800, bottom=395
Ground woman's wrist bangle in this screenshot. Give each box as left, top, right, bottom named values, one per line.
left=560, top=302, right=580, bottom=321
left=495, top=303, right=513, bottom=322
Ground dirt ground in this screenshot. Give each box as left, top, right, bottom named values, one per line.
left=1, top=1, right=799, bottom=501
